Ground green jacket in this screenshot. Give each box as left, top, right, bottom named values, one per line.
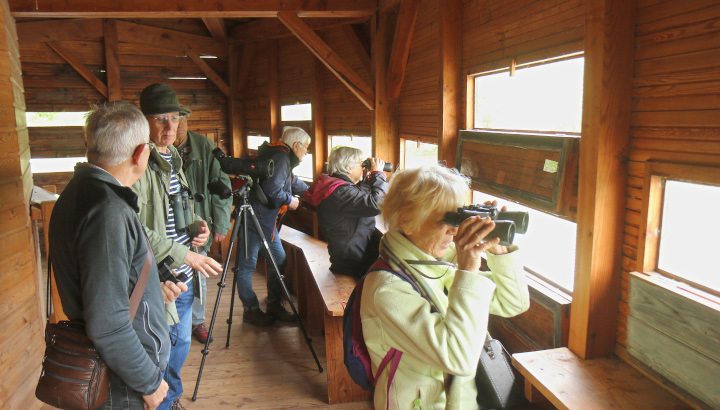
left=178, top=131, right=232, bottom=251
left=132, top=145, right=203, bottom=323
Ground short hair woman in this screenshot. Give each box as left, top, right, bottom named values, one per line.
left=360, top=164, right=530, bottom=409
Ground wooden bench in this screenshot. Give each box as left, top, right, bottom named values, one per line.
left=279, top=226, right=371, bottom=405
left=512, top=348, right=691, bottom=410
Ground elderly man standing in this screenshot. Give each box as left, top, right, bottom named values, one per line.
left=49, top=101, right=176, bottom=409
left=174, top=106, right=232, bottom=344
left=232, top=127, right=310, bottom=326
left=133, top=83, right=222, bottom=410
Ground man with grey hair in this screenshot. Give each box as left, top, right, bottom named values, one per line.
left=303, top=146, right=388, bottom=278
left=235, top=126, right=310, bottom=325
left=49, top=101, right=181, bottom=409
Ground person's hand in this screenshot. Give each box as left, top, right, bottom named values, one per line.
left=184, top=251, right=222, bottom=278
left=369, top=158, right=386, bottom=173
left=214, top=233, right=226, bottom=243
left=191, top=220, right=210, bottom=247
left=288, top=196, right=300, bottom=210
left=160, top=280, right=187, bottom=304
left=482, top=200, right=509, bottom=256
left=142, top=379, right=168, bottom=410
left=454, top=216, right=503, bottom=273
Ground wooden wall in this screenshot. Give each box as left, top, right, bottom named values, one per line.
left=244, top=40, right=271, bottom=137
left=19, top=19, right=230, bottom=194
left=618, top=0, right=720, bottom=362
left=0, top=0, right=45, bottom=408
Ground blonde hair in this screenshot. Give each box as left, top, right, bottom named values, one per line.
left=380, top=165, right=469, bottom=235
left=328, top=146, right=363, bottom=176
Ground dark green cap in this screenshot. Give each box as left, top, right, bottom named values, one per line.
left=139, top=83, right=183, bottom=116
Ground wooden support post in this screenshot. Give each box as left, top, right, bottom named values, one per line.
left=341, top=23, right=372, bottom=77
left=278, top=12, right=375, bottom=111
left=438, top=0, right=461, bottom=167
left=228, top=44, right=245, bottom=159
left=385, top=0, right=420, bottom=99
left=372, top=13, right=399, bottom=167
left=570, top=0, right=636, bottom=359
left=311, top=55, right=326, bottom=180
left=47, top=41, right=108, bottom=98
left=103, top=19, right=121, bottom=101
left=268, top=40, right=281, bottom=143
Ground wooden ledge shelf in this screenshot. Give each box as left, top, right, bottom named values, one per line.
left=512, top=348, right=691, bottom=410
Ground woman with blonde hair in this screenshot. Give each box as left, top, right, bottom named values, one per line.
left=360, top=164, right=530, bottom=409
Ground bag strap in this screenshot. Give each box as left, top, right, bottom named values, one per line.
left=373, top=348, right=402, bottom=410
left=47, top=236, right=153, bottom=323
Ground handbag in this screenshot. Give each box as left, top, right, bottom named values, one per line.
left=36, top=244, right=152, bottom=410
left=475, top=335, right=525, bottom=409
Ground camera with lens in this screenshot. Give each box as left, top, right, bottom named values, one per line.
left=157, top=255, right=190, bottom=284
left=361, top=158, right=393, bottom=173
left=443, top=204, right=529, bottom=246
left=212, top=147, right=274, bottom=179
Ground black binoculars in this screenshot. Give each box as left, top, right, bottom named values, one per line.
left=362, top=159, right=393, bottom=172
left=170, top=186, right=194, bottom=235
left=443, top=204, right=529, bottom=246
left=157, top=255, right=190, bottom=284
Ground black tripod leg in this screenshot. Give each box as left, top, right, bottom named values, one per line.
left=226, top=206, right=247, bottom=348
left=192, top=206, right=242, bottom=401
left=246, top=206, right=324, bottom=373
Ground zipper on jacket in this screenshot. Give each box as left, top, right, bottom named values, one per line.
left=142, top=301, right=162, bottom=364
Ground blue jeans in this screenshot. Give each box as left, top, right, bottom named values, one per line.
left=192, top=250, right=207, bottom=326
left=159, top=278, right=194, bottom=409
left=235, top=227, right=286, bottom=308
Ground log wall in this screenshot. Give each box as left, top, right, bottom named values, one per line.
left=0, top=0, right=45, bottom=407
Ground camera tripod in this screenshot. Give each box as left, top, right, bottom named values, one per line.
left=192, top=177, right=323, bottom=401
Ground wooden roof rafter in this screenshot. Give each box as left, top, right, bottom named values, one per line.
left=8, top=0, right=378, bottom=18
left=228, top=17, right=369, bottom=42
left=385, top=0, right=420, bottom=99
left=46, top=41, right=108, bottom=98
left=202, top=18, right=227, bottom=43
left=277, top=12, right=375, bottom=110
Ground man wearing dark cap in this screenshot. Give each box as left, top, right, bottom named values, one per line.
left=133, top=83, right=223, bottom=410
left=174, top=105, right=232, bottom=344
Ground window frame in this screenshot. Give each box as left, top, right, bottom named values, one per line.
left=638, top=161, right=720, bottom=301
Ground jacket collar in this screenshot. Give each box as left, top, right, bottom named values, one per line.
left=149, top=144, right=182, bottom=173
left=73, top=164, right=140, bottom=213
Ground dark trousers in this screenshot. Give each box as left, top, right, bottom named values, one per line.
left=102, top=371, right=145, bottom=409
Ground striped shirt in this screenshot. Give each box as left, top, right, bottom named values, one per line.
left=159, top=151, right=194, bottom=281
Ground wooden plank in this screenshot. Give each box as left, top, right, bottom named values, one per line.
left=512, top=348, right=691, bottom=410
left=228, top=43, right=245, bottom=159
left=341, top=24, right=372, bottom=77
left=570, top=0, right=635, bottom=359
left=187, top=50, right=230, bottom=97
left=16, top=18, right=103, bottom=43
left=325, top=313, right=372, bottom=404
left=373, top=13, right=399, bottom=166
left=229, top=17, right=368, bottom=41
left=9, top=0, right=378, bottom=18
left=279, top=12, right=375, bottom=111
left=103, top=19, right=122, bottom=101
left=46, top=41, right=108, bottom=98
left=385, top=0, right=420, bottom=98
left=438, top=0, right=460, bottom=166
left=202, top=17, right=227, bottom=43
left=115, top=20, right=227, bottom=58
left=312, top=56, right=326, bottom=180
left=268, top=40, right=280, bottom=143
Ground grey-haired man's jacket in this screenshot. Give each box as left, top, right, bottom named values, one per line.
left=49, top=165, right=169, bottom=396
left=132, top=145, right=203, bottom=323
left=178, top=130, right=232, bottom=251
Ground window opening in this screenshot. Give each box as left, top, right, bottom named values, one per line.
left=26, top=112, right=88, bottom=127
left=330, top=136, right=372, bottom=159
left=404, top=140, right=438, bottom=170
left=281, top=103, right=312, bottom=122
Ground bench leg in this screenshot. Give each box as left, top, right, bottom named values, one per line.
left=324, top=312, right=372, bottom=404
left=524, top=378, right=550, bottom=404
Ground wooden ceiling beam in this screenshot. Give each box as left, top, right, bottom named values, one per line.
left=385, top=0, right=420, bottom=99
left=186, top=50, right=230, bottom=97
left=46, top=41, right=108, bottom=98
left=9, top=0, right=378, bottom=18
left=278, top=12, right=374, bottom=110
left=379, top=0, right=401, bottom=14
left=202, top=17, right=227, bottom=43
left=17, top=18, right=102, bottom=43
left=229, top=17, right=367, bottom=42
left=115, top=20, right=227, bottom=57
left=341, top=24, right=372, bottom=77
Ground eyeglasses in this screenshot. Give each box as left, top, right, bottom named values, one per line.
left=146, top=115, right=181, bottom=126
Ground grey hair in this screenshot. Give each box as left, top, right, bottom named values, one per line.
left=328, top=146, right=364, bottom=176
left=85, top=101, right=149, bottom=167
left=280, top=126, right=311, bottom=149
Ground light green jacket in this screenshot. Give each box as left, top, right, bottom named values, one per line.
left=360, top=235, right=530, bottom=409
left=132, top=145, right=203, bottom=324
left=178, top=131, right=232, bottom=252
